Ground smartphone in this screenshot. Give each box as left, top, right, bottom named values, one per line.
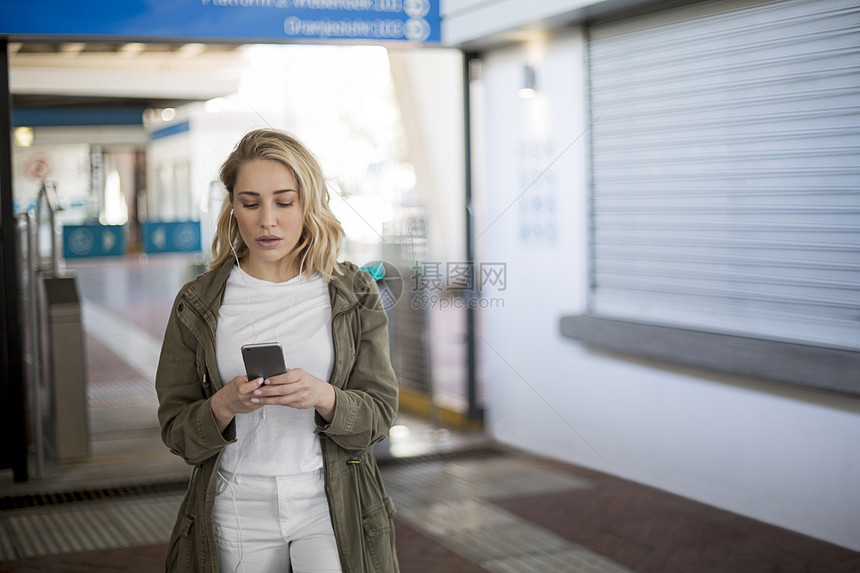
left=241, top=342, right=287, bottom=381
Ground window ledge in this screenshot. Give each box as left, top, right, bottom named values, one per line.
left=559, top=314, right=860, bottom=397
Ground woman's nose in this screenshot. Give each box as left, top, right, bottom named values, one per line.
left=260, top=204, right=277, bottom=227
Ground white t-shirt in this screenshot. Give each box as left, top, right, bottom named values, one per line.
left=215, top=265, right=334, bottom=476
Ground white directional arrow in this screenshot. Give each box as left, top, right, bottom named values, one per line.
left=152, top=227, right=167, bottom=250
left=102, top=228, right=116, bottom=252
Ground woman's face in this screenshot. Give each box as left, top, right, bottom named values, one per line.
left=232, top=159, right=304, bottom=282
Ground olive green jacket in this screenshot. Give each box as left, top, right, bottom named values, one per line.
left=155, top=260, right=399, bottom=572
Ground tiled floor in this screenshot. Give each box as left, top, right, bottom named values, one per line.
left=1, top=449, right=859, bottom=572
left=1, top=254, right=857, bottom=571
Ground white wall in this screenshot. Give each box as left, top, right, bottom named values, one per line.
left=476, top=30, right=860, bottom=552
left=146, top=125, right=191, bottom=222
left=12, top=142, right=91, bottom=218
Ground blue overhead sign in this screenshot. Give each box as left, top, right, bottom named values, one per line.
left=0, top=0, right=439, bottom=44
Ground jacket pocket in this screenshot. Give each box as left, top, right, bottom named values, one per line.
left=352, top=454, right=398, bottom=572
left=166, top=513, right=196, bottom=573
left=363, top=500, right=397, bottom=572
left=362, top=500, right=392, bottom=537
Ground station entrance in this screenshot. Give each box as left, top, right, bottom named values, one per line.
left=0, top=2, right=481, bottom=484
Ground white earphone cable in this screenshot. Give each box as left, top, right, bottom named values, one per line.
left=223, top=208, right=303, bottom=571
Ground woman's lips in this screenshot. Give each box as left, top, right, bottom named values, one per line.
left=256, top=236, right=282, bottom=248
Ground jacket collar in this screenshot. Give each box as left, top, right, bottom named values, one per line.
left=328, top=261, right=372, bottom=314
left=187, top=260, right=234, bottom=310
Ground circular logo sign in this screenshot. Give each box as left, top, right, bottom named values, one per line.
left=68, top=228, right=95, bottom=256
left=404, top=0, right=430, bottom=18
left=404, top=18, right=431, bottom=43
left=23, top=153, right=53, bottom=181
left=172, top=223, right=199, bottom=251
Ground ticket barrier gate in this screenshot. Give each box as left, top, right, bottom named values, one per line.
left=41, top=276, right=89, bottom=461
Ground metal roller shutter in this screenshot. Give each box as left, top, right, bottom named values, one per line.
left=586, top=0, right=860, bottom=351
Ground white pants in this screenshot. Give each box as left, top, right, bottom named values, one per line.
left=213, top=468, right=343, bottom=573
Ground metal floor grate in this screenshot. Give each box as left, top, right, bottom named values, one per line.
left=0, top=448, right=636, bottom=569
left=0, top=493, right=182, bottom=560
left=1, top=447, right=505, bottom=513
left=378, top=444, right=508, bottom=467
left=0, top=480, right=188, bottom=511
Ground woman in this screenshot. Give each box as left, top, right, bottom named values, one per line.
left=155, top=129, right=400, bottom=573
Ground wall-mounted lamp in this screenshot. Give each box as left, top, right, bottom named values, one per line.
left=518, top=64, right=537, bottom=99
left=14, top=126, right=34, bottom=148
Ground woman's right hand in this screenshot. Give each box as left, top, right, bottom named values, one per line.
left=210, top=376, right=265, bottom=433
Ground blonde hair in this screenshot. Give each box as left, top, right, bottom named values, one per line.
left=210, top=129, right=344, bottom=279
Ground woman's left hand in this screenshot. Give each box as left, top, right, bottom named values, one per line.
left=253, top=369, right=336, bottom=421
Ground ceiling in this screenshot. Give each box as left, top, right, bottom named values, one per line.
left=9, top=41, right=247, bottom=114
left=10, top=41, right=241, bottom=56
left=12, top=93, right=197, bottom=111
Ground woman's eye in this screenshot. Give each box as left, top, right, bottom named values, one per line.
left=277, top=202, right=294, bottom=208
left=241, top=203, right=259, bottom=209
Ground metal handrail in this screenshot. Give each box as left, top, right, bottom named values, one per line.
left=17, top=211, right=45, bottom=477
left=33, top=179, right=59, bottom=274
left=18, top=178, right=62, bottom=477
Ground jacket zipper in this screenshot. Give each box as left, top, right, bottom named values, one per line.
left=180, top=296, right=223, bottom=572
left=324, top=288, right=363, bottom=572
left=326, top=309, right=348, bottom=571
left=321, top=442, right=350, bottom=572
